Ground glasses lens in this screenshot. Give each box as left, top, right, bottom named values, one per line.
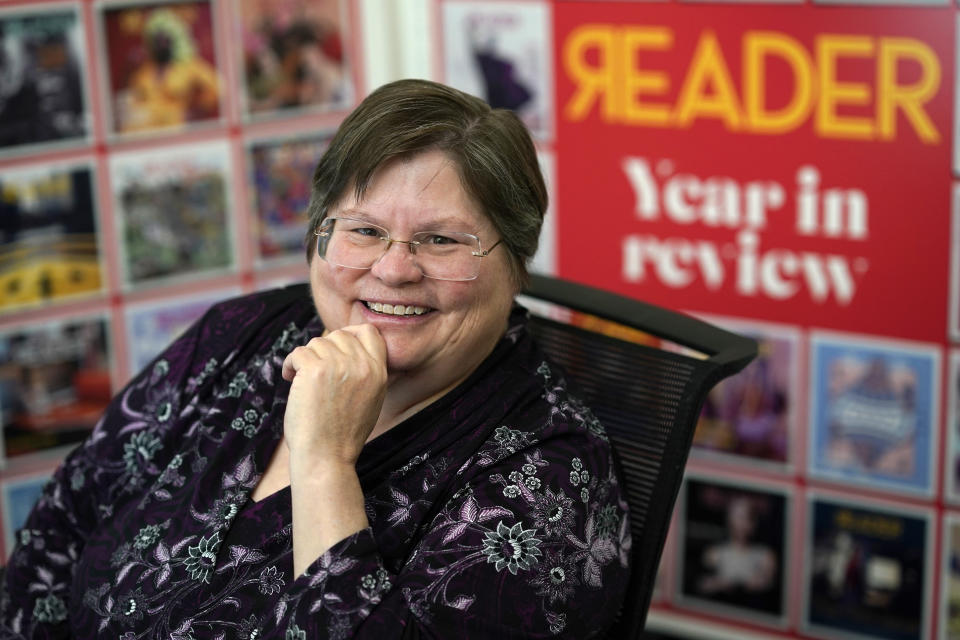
left=316, top=218, right=486, bottom=281
left=319, top=218, right=387, bottom=269
left=412, top=231, right=482, bottom=281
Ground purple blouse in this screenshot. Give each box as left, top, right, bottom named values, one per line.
left=0, top=286, right=630, bottom=639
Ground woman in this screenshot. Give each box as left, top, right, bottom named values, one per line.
left=1, top=79, right=630, bottom=638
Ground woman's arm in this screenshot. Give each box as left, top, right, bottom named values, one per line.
left=268, top=428, right=631, bottom=638
left=281, top=324, right=387, bottom=575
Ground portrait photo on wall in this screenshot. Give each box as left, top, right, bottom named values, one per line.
left=236, top=0, right=353, bottom=119
left=1, top=469, right=53, bottom=556
left=0, top=161, right=101, bottom=314
left=942, top=516, right=960, bottom=640
left=124, top=287, right=238, bottom=376
left=806, top=495, right=929, bottom=640
left=809, top=334, right=939, bottom=495
left=99, top=0, right=221, bottom=135
left=0, top=5, right=89, bottom=155
left=109, top=140, right=235, bottom=288
left=441, top=0, right=552, bottom=140
left=247, top=131, right=332, bottom=263
left=692, top=321, right=797, bottom=468
left=677, top=475, right=788, bottom=625
left=0, top=314, right=112, bottom=460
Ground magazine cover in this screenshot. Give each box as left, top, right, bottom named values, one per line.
left=124, top=288, right=238, bottom=375
left=809, top=334, right=939, bottom=495
left=248, top=132, right=332, bottom=262
left=0, top=5, right=89, bottom=154
left=99, top=0, right=221, bottom=135
left=442, top=0, right=552, bottom=140
left=0, top=161, right=101, bottom=313
left=1, top=470, right=53, bottom=555
left=110, top=140, right=235, bottom=287
left=677, top=475, right=788, bottom=624
left=693, top=323, right=797, bottom=467
left=0, top=314, right=111, bottom=459
left=805, top=495, right=929, bottom=640
left=943, top=515, right=960, bottom=640
left=237, top=0, right=353, bottom=118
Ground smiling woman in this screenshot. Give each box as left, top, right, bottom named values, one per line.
left=1, top=79, right=630, bottom=640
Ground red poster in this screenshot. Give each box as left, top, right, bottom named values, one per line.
left=555, top=3, right=954, bottom=343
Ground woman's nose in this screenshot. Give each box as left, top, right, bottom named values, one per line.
left=369, top=240, right=425, bottom=284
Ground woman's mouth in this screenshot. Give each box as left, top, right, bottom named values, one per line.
left=363, top=301, right=431, bottom=316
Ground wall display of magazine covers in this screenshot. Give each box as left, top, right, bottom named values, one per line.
left=676, top=473, right=791, bottom=629
left=235, top=0, right=355, bottom=119
left=804, top=493, right=932, bottom=640
left=690, top=317, right=800, bottom=471
left=0, top=159, right=102, bottom=314
left=440, top=0, right=553, bottom=141
left=0, top=0, right=360, bottom=558
left=0, top=4, right=91, bottom=157
left=0, top=313, right=112, bottom=460
left=109, top=140, right=236, bottom=288
left=246, top=131, right=334, bottom=264
left=97, top=0, right=224, bottom=137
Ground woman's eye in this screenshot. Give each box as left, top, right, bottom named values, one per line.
left=424, top=234, right=457, bottom=245
left=350, top=227, right=382, bottom=238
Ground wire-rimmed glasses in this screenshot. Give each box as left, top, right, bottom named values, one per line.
left=315, top=216, right=502, bottom=282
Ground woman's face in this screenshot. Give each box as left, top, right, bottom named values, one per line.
left=309, top=149, right=517, bottom=386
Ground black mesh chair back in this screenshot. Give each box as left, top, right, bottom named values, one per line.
left=521, top=275, right=757, bottom=639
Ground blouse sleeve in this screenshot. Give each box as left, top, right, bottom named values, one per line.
left=266, top=428, right=631, bottom=639
left=0, top=305, right=218, bottom=639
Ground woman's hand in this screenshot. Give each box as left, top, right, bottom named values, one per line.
left=281, top=323, right=388, bottom=469
left=282, top=323, right=387, bottom=575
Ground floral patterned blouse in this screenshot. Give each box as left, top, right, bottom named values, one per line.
left=0, top=285, right=631, bottom=639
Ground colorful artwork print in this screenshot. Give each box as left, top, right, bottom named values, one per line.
left=679, top=478, right=787, bottom=621
left=0, top=163, right=101, bottom=312
left=809, top=336, right=938, bottom=494
left=125, top=289, right=236, bottom=375
left=1, top=472, right=52, bottom=555
left=248, top=133, right=331, bottom=261
left=0, top=6, right=88, bottom=153
left=101, top=0, right=220, bottom=134
left=237, top=0, right=352, bottom=117
left=807, top=497, right=928, bottom=640
left=0, top=315, right=111, bottom=458
left=110, top=141, right=233, bottom=286
left=442, top=1, right=552, bottom=139
left=694, top=327, right=795, bottom=465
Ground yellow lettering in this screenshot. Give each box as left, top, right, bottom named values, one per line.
left=816, top=35, right=875, bottom=139
left=622, top=27, right=673, bottom=126
left=877, top=37, right=941, bottom=144
left=744, top=31, right=814, bottom=134
left=674, top=30, right=742, bottom=129
left=563, top=25, right=617, bottom=122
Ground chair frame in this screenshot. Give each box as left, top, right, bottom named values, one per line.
left=522, top=274, right=758, bottom=637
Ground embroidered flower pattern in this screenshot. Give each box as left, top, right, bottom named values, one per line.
left=481, top=521, right=543, bottom=575
left=184, top=532, right=221, bottom=583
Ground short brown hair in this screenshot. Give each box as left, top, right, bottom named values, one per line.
left=304, top=79, right=547, bottom=288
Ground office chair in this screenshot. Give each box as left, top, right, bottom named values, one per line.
left=520, top=274, right=758, bottom=639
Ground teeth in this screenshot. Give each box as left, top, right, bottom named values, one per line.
left=366, top=301, right=428, bottom=316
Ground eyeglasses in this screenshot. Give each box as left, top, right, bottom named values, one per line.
left=315, top=216, right=502, bottom=282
